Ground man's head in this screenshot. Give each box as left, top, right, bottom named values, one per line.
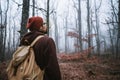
left=26, top=16, right=47, bottom=33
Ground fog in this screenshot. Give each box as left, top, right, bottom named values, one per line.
left=0, top=0, right=118, bottom=53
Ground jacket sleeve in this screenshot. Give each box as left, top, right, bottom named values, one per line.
left=44, top=38, right=61, bottom=80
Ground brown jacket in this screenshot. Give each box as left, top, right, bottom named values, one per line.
left=20, top=31, right=61, bottom=80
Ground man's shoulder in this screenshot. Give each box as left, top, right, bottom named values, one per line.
left=37, top=35, right=55, bottom=44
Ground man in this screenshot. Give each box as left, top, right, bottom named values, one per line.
left=20, top=16, right=61, bottom=80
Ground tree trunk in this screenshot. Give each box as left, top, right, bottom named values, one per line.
left=55, top=25, right=59, bottom=53
left=46, top=0, right=50, bottom=36
left=65, top=16, right=68, bottom=53
left=0, top=0, right=3, bottom=62
left=94, top=0, right=100, bottom=55
left=0, top=0, right=9, bottom=62
left=116, top=0, right=120, bottom=58
left=32, top=0, right=35, bottom=16
left=87, top=0, right=91, bottom=57
left=4, top=0, right=9, bottom=60
left=20, top=0, right=30, bottom=38
left=78, top=0, right=82, bottom=51
left=108, top=24, right=115, bottom=55
left=53, top=13, right=59, bottom=53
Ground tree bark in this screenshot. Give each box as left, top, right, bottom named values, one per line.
left=46, top=0, right=50, bottom=36
left=0, top=0, right=9, bottom=62
left=65, top=16, right=68, bottom=53
left=78, top=0, right=82, bottom=51
left=108, top=24, right=115, bottom=55
left=32, top=0, right=35, bottom=16
left=20, top=0, right=30, bottom=38
left=116, top=0, right=120, bottom=58
left=0, top=0, right=4, bottom=61
left=53, top=13, right=59, bottom=53
left=87, top=0, right=91, bottom=57
left=94, top=0, right=101, bottom=56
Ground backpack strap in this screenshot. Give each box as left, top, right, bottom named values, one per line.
left=30, top=35, right=44, bottom=47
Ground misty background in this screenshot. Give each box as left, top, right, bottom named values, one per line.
left=0, top=0, right=120, bottom=62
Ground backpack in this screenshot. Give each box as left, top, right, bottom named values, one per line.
left=6, top=36, right=44, bottom=80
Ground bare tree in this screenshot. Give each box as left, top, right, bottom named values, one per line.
left=87, top=0, right=91, bottom=57
left=32, top=0, right=35, bottom=16
left=0, top=0, right=4, bottom=62
left=0, top=0, right=9, bottom=62
left=20, top=0, right=30, bottom=38
left=107, top=22, right=115, bottom=55
left=46, top=0, right=50, bottom=36
left=52, top=12, right=59, bottom=53
left=65, top=14, right=68, bottom=53
left=94, top=0, right=102, bottom=56
left=116, top=0, right=120, bottom=58
left=64, top=1, right=72, bottom=53
left=106, top=0, right=119, bottom=57
left=72, top=0, right=82, bottom=52
left=4, top=0, right=9, bottom=59
left=103, top=0, right=118, bottom=58
left=78, top=0, right=82, bottom=51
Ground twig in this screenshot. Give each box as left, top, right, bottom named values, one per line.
left=12, top=0, right=47, bottom=12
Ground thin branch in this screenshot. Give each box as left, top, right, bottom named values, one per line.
left=71, top=0, right=78, bottom=11
left=101, top=21, right=118, bottom=24
left=12, top=0, right=22, bottom=6
left=12, top=0, right=47, bottom=13
left=111, top=0, right=118, bottom=22
left=96, top=0, right=102, bottom=11
left=30, top=5, right=47, bottom=12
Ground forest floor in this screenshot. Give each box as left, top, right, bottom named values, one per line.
left=58, top=53, right=120, bottom=80
left=0, top=53, right=120, bottom=80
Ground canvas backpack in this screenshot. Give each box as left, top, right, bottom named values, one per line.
left=6, top=36, right=44, bottom=80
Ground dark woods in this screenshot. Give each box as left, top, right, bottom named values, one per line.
left=0, top=0, right=120, bottom=80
